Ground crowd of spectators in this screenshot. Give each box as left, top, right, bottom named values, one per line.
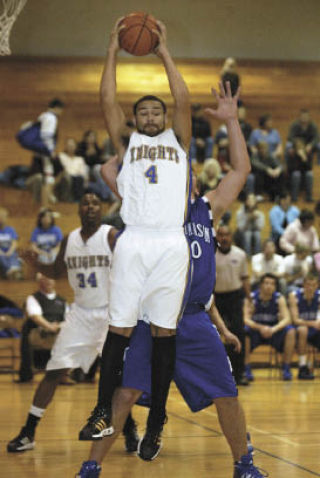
left=1, top=71, right=320, bottom=387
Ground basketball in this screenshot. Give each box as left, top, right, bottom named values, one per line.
left=119, top=12, right=159, bottom=56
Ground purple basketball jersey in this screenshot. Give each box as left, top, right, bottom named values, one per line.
left=184, top=196, right=216, bottom=306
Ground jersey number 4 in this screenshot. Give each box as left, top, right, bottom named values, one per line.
left=144, top=165, right=158, bottom=184
left=76, top=272, right=97, bottom=288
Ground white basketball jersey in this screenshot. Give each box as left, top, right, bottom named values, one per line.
left=117, top=129, right=189, bottom=229
left=64, top=225, right=112, bottom=308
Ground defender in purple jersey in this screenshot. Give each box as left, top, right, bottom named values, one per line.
left=76, top=83, right=267, bottom=477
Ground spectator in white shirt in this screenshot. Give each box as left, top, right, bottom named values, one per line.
left=251, top=239, right=285, bottom=291
left=283, top=244, right=313, bottom=293
left=279, top=210, right=319, bottom=255
left=58, top=138, right=89, bottom=201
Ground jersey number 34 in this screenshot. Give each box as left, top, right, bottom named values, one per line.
left=76, top=272, right=97, bottom=288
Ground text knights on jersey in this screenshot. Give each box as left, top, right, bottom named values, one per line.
left=129, top=145, right=180, bottom=163
left=67, top=255, right=110, bottom=270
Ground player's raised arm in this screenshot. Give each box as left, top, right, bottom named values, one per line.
left=100, top=18, right=127, bottom=160
left=205, top=82, right=251, bottom=224
left=154, top=21, right=191, bottom=150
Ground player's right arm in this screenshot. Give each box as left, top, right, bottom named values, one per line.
left=100, top=18, right=127, bottom=161
left=205, top=82, right=251, bottom=224
left=21, top=236, right=68, bottom=279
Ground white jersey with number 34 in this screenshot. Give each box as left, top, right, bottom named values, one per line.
left=117, top=129, right=189, bottom=229
left=64, top=225, right=112, bottom=309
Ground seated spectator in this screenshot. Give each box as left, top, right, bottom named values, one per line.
left=30, top=209, right=63, bottom=265
left=190, top=104, right=214, bottom=163
left=235, top=193, right=265, bottom=256
left=238, top=105, right=252, bottom=149
left=58, top=138, right=89, bottom=202
left=0, top=294, right=23, bottom=337
left=18, top=274, right=67, bottom=383
left=197, top=158, right=221, bottom=196
left=280, top=209, right=319, bottom=255
left=251, top=239, right=285, bottom=292
left=283, top=244, right=313, bottom=294
left=220, top=57, right=240, bottom=98
left=288, top=273, right=320, bottom=380
left=0, top=208, right=23, bottom=280
left=287, top=109, right=319, bottom=161
left=286, top=109, right=319, bottom=202
left=246, top=140, right=285, bottom=200
left=25, top=154, right=65, bottom=206
left=249, top=114, right=283, bottom=160
left=76, top=130, right=103, bottom=171
left=286, top=137, right=314, bottom=202
left=269, top=192, right=300, bottom=252
left=244, top=273, right=296, bottom=381
left=213, top=124, right=232, bottom=175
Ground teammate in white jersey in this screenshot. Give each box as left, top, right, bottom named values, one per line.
left=7, top=193, right=137, bottom=453
left=81, top=18, right=192, bottom=447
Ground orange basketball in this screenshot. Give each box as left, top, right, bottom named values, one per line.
left=119, top=12, right=159, bottom=56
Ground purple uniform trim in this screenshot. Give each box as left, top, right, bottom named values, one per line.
left=122, top=312, right=238, bottom=413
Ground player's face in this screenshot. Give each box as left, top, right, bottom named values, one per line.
left=260, top=277, right=276, bottom=297
left=304, top=279, right=318, bottom=297
left=79, top=194, right=102, bottom=225
left=135, top=101, right=166, bottom=137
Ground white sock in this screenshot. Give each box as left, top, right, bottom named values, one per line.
left=29, top=405, right=45, bottom=418
left=299, top=355, right=307, bottom=367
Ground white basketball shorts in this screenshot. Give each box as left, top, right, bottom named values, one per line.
left=109, top=227, right=190, bottom=329
left=46, top=303, right=109, bottom=373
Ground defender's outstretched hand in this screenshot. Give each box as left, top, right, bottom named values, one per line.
left=205, top=81, right=239, bottom=122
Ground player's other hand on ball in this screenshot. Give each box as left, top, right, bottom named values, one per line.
left=153, top=20, right=167, bottom=57
left=109, top=16, right=125, bottom=52
left=204, top=81, right=240, bottom=122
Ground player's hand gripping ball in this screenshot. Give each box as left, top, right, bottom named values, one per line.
left=119, top=12, right=159, bottom=56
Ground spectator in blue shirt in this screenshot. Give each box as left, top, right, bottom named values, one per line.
left=249, top=114, right=282, bottom=160
left=30, top=208, right=63, bottom=265
left=269, top=193, right=300, bottom=251
left=0, top=208, right=23, bottom=280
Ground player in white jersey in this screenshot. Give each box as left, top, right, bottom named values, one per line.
left=79, top=18, right=192, bottom=447
left=7, top=193, right=137, bottom=453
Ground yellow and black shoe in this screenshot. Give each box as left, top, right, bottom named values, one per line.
left=78, top=406, right=114, bottom=441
